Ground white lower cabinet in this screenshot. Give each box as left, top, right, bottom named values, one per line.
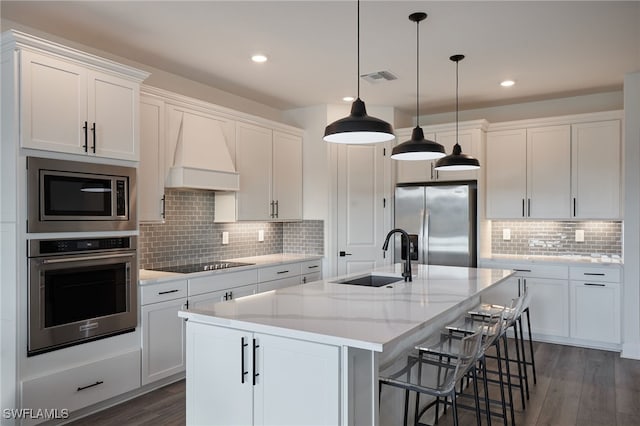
left=481, top=260, right=622, bottom=348
left=570, top=281, right=621, bottom=343
left=569, top=265, right=622, bottom=344
left=21, top=349, right=140, bottom=425
left=523, top=277, right=570, bottom=338
left=186, top=321, right=340, bottom=426
left=141, top=279, right=187, bottom=386
left=189, top=283, right=257, bottom=308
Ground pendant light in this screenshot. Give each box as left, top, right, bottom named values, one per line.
left=323, top=0, right=394, bottom=144
left=434, top=54, right=480, bottom=170
left=391, top=12, right=445, bottom=161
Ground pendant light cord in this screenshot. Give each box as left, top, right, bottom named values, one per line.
left=357, top=0, right=360, bottom=99
left=455, top=58, right=459, bottom=146
left=416, top=17, right=420, bottom=126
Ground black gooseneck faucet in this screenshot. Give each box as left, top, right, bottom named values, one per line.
left=382, top=228, right=412, bottom=282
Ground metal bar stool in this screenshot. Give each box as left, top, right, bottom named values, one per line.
left=379, top=331, right=484, bottom=426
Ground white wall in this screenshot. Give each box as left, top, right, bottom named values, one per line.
left=623, top=71, right=640, bottom=359
left=419, top=91, right=623, bottom=126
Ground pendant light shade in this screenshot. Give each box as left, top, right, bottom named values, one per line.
left=391, top=12, right=445, bottom=161
left=324, top=0, right=394, bottom=144
left=434, top=54, right=480, bottom=170
left=324, top=98, right=395, bottom=144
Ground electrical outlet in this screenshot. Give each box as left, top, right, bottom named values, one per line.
left=258, top=229, right=264, bottom=242
left=502, top=228, right=511, bottom=241
left=222, top=231, right=229, bottom=245
left=575, top=229, right=585, bottom=242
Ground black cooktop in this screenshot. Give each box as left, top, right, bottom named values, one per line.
left=155, top=261, right=254, bottom=274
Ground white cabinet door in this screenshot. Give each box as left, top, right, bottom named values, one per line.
left=570, top=281, right=621, bottom=343
left=141, top=298, right=186, bottom=385
left=394, top=129, right=436, bottom=183
left=185, top=323, right=340, bottom=426
left=236, top=122, right=273, bottom=220
left=253, top=333, right=340, bottom=426
left=526, top=125, right=571, bottom=218
left=20, top=50, right=87, bottom=154
left=272, top=131, right=302, bottom=220
left=139, top=95, right=165, bottom=223
left=186, top=322, right=253, bottom=426
left=571, top=120, right=621, bottom=219
left=486, top=129, right=527, bottom=218
left=524, top=277, right=569, bottom=337
left=87, top=70, right=139, bottom=160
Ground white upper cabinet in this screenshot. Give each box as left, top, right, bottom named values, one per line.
left=487, top=124, right=571, bottom=219
left=394, top=121, right=486, bottom=184
left=486, top=112, right=622, bottom=220
left=139, top=94, right=166, bottom=223
left=485, top=129, right=528, bottom=218
left=571, top=120, right=621, bottom=219
left=236, top=122, right=274, bottom=220
left=17, top=41, right=146, bottom=161
left=526, top=125, right=571, bottom=218
left=272, top=130, right=303, bottom=220
left=20, top=50, right=87, bottom=155
left=235, top=122, right=302, bottom=221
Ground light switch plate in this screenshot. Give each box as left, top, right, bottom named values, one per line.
left=258, top=229, right=264, bottom=242
left=222, top=231, right=229, bottom=245
left=503, top=228, right=511, bottom=241
left=575, top=229, right=585, bottom=242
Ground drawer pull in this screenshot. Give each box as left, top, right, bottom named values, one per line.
left=307, top=265, right=319, bottom=269
left=276, top=270, right=289, bottom=274
left=583, top=273, right=605, bottom=276
left=158, top=289, right=179, bottom=295
left=584, top=283, right=606, bottom=287
left=513, top=269, right=532, bottom=273
left=77, top=380, right=104, bottom=392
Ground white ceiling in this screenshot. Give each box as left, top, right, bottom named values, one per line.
left=2, top=1, right=639, bottom=115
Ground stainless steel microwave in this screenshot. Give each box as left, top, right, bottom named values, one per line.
left=27, top=157, right=136, bottom=233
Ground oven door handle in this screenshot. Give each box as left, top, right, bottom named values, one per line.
left=41, top=253, right=135, bottom=264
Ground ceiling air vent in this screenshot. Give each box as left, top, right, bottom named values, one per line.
left=361, top=70, right=398, bottom=84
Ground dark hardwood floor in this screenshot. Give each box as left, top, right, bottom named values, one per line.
left=67, top=341, right=640, bottom=426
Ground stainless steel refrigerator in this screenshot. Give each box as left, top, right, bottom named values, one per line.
left=394, top=181, right=477, bottom=267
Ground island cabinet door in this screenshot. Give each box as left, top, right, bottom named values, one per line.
left=253, top=333, right=340, bottom=426
left=186, top=322, right=253, bottom=426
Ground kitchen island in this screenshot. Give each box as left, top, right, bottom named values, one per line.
left=178, top=263, right=513, bottom=426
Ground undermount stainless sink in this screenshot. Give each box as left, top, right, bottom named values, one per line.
left=333, top=274, right=405, bottom=287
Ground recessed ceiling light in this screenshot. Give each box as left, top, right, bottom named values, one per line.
left=500, top=80, right=515, bottom=87
left=342, top=96, right=355, bottom=102
left=251, top=54, right=268, bottom=63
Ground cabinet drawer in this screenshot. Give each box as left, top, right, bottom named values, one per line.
left=21, top=349, right=140, bottom=418
left=509, top=263, right=568, bottom=280
left=258, top=276, right=300, bottom=293
left=258, top=263, right=301, bottom=282
left=141, top=279, right=187, bottom=305
left=569, top=266, right=621, bottom=283
left=189, top=269, right=258, bottom=296
left=300, top=259, right=322, bottom=274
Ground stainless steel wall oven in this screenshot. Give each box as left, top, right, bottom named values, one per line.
left=27, top=156, right=136, bottom=233
left=28, top=236, right=137, bottom=356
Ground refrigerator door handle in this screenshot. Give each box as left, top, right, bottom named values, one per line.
left=422, top=209, right=430, bottom=264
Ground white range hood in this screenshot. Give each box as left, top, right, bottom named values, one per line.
left=165, top=109, right=240, bottom=191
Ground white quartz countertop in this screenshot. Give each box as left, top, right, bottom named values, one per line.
left=140, top=253, right=323, bottom=284
left=178, top=264, right=513, bottom=352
